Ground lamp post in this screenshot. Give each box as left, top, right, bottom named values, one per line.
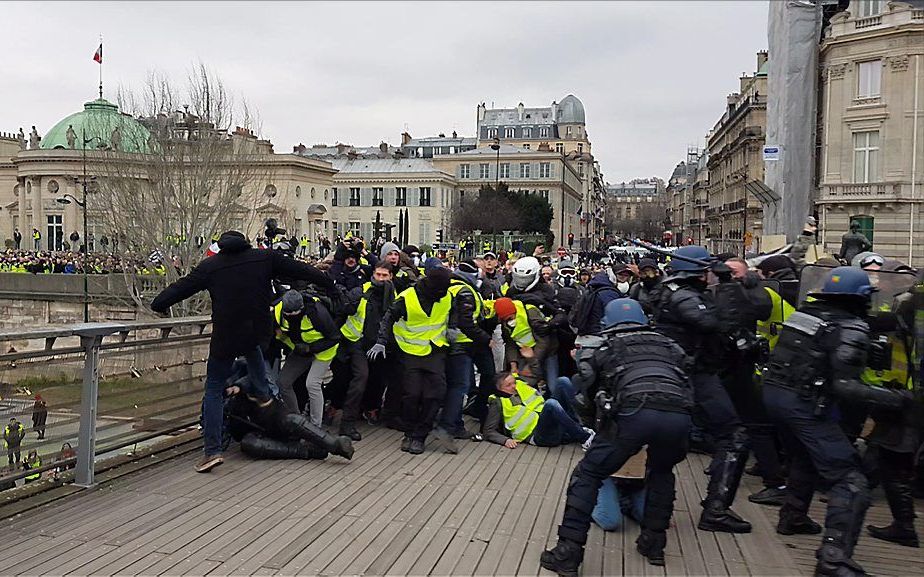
left=490, top=137, right=500, bottom=250
left=56, top=191, right=88, bottom=322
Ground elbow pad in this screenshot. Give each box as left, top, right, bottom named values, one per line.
left=831, top=321, right=870, bottom=376
left=830, top=378, right=910, bottom=411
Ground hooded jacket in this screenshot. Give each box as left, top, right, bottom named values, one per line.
left=151, top=231, right=335, bottom=360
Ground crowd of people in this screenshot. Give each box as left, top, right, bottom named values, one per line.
left=0, top=250, right=169, bottom=275
left=144, top=223, right=922, bottom=577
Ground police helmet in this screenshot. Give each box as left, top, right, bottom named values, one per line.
left=601, top=298, right=649, bottom=330
left=812, top=266, right=875, bottom=299
left=666, top=246, right=710, bottom=277
left=511, top=256, right=541, bottom=291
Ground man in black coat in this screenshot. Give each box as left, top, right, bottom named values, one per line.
left=151, top=230, right=335, bottom=473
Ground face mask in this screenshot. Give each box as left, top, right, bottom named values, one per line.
left=506, top=319, right=517, bottom=329
left=616, top=281, right=630, bottom=294
left=642, top=276, right=658, bottom=287
left=412, top=256, right=420, bottom=267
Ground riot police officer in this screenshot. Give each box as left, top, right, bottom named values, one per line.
left=541, top=299, right=692, bottom=574
left=762, top=267, right=912, bottom=576
left=652, top=246, right=753, bottom=533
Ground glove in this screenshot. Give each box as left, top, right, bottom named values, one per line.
left=367, top=343, right=386, bottom=360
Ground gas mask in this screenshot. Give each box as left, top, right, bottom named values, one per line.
left=558, top=272, right=576, bottom=288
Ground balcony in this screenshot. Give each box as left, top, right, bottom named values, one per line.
left=820, top=182, right=908, bottom=202
left=854, top=15, right=882, bottom=29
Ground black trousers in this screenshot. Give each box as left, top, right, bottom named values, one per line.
left=722, top=364, right=785, bottom=488
left=401, top=350, right=447, bottom=441
left=558, top=408, right=691, bottom=545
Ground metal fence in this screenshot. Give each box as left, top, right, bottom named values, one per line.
left=0, top=317, right=211, bottom=490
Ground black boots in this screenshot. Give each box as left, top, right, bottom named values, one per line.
left=867, top=479, right=919, bottom=547
left=281, top=413, right=354, bottom=460
left=240, top=434, right=329, bottom=460
left=867, top=521, right=919, bottom=548
left=339, top=422, right=362, bottom=442
left=815, top=536, right=867, bottom=577
left=540, top=539, right=584, bottom=577
left=699, top=448, right=752, bottom=533
left=777, top=508, right=822, bottom=535
left=636, top=529, right=666, bottom=566
left=698, top=502, right=753, bottom=533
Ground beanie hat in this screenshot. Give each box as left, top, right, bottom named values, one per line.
left=421, top=266, right=451, bottom=297
left=493, top=297, right=517, bottom=320
left=379, top=241, right=401, bottom=261
left=424, top=257, right=444, bottom=274
left=558, top=258, right=576, bottom=272
left=458, top=260, right=480, bottom=275
left=281, top=290, right=304, bottom=314
left=402, top=244, right=420, bottom=256
left=638, top=258, right=659, bottom=272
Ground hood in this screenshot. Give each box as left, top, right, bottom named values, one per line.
left=588, top=272, right=615, bottom=289
left=216, top=231, right=251, bottom=253
left=453, top=270, right=478, bottom=287
left=379, top=241, right=401, bottom=261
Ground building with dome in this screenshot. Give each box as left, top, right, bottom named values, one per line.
left=1, top=97, right=337, bottom=251
left=472, top=95, right=605, bottom=248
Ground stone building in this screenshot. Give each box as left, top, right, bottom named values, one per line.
left=475, top=95, right=604, bottom=248
left=606, top=178, right=666, bottom=239
left=400, top=132, right=476, bottom=158
left=705, top=51, right=769, bottom=255
left=327, top=157, right=456, bottom=247
left=1, top=97, right=336, bottom=250
left=815, top=0, right=924, bottom=263
left=666, top=148, right=705, bottom=246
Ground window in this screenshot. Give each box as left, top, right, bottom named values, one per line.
left=46, top=214, right=63, bottom=251
left=579, top=162, right=585, bottom=178
left=332, top=187, right=338, bottom=206
left=523, top=127, right=532, bottom=138
left=578, top=143, right=584, bottom=154
left=850, top=215, right=874, bottom=244
left=460, top=164, right=471, bottom=179
left=332, top=221, right=338, bottom=236
left=519, top=163, right=530, bottom=178
left=539, top=162, right=551, bottom=178
left=857, top=60, right=881, bottom=98
left=372, top=187, right=384, bottom=206
left=555, top=142, right=564, bottom=154
left=858, top=0, right=882, bottom=17
left=349, top=221, right=361, bottom=236
left=396, top=186, right=407, bottom=206
left=540, top=127, right=549, bottom=138
left=523, top=144, right=530, bottom=150
left=505, top=127, right=515, bottom=138
left=349, top=187, right=360, bottom=206
left=418, top=221, right=432, bottom=244
left=566, top=126, right=573, bottom=136
left=419, top=187, right=431, bottom=206
left=539, top=190, right=549, bottom=200
left=479, top=163, right=490, bottom=179
left=853, top=131, right=880, bottom=183
left=500, top=163, right=510, bottom=179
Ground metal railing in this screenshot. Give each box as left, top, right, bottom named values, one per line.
left=0, top=317, right=210, bottom=489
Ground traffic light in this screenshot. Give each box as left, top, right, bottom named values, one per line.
left=567, top=232, right=574, bottom=247
left=436, top=228, right=444, bottom=243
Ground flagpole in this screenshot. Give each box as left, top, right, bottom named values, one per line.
left=98, top=34, right=103, bottom=99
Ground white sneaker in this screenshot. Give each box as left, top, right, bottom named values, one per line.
left=581, top=428, right=596, bottom=451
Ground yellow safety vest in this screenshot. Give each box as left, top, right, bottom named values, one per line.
left=393, top=286, right=451, bottom=356
left=273, top=301, right=339, bottom=362
left=500, top=283, right=509, bottom=296
left=508, top=300, right=537, bottom=348
left=491, top=379, right=545, bottom=441
left=862, top=304, right=912, bottom=390
left=757, top=287, right=795, bottom=352
left=448, top=279, right=484, bottom=344
left=25, top=456, right=41, bottom=481
left=341, top=282, right=371, bottom=342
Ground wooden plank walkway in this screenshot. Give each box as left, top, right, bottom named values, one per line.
left=0, top=424, right=918, bottom=576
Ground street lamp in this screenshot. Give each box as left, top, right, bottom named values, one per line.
left=56, top=191, right=89, bottom=322
left=490, top=137, right=501, bottom=251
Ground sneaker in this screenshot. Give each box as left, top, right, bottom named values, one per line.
left=581, top=428, right=596, bottom=451
left=433, top=428, right=459, bottom=454
left=195, top=454, right=223, bottom=473
left=749, top=486, right=787, bottom=506
left=408, top=438, right=425, bottom=455
left=400, top=436, right=412, bottom=452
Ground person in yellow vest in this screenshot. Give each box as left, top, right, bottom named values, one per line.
left=369, top=266, right=453, bottom=455
left=32, top=228, right=41, bottom=251
left=481, top=372, right=591, bottom=449
left=4, top=418, right=25, bottom=465
left=299, top=235, right=309, bottom=257
left=492, top=296, right=554, bottom=388
left=333, top=263, right=397, bottom=441
left=274, top=290, right=341, bottom=427
left=23, top=449, right=42, bottom=483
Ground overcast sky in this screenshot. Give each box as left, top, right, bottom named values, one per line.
left=3, top=1, right=768, bottom=183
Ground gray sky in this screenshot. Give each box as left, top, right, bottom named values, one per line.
left=3, top=0, right=768, bottom=183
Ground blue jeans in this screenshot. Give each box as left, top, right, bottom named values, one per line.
left=532, top=392, right=589, bottom=448
left=440, top=353, right=474, bottom=435
left=592, top=478, right=647, bottom=531
left=544, top=355, right=559, bottom=395
left=203, top=347, right=272, bottom=456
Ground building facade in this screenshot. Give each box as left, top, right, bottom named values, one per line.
left=606, top=178, right=666, bottom=239
left=400, top=132, right=476, bottom=158
left=327, top=158, right=456, bottom=248
left=815, top=0, right=924, bottom=264
left=705, top=51, right=769, bottom=255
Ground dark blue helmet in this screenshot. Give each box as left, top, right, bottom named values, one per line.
left=667, top=246, right=710, bottom=275
left=602, top=298, right=649, bottom=329
left=813, top=266, right=875, bottom=298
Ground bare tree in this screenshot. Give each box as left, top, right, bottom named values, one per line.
left=607, top=201, right=667, bottom=242
left=86, top=64, right=278, bottom=312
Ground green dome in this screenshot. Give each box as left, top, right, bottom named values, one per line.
left=40, top=98, right=152, bottom=153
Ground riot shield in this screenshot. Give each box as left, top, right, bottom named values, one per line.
left=798, top=264, right=916, bottom=310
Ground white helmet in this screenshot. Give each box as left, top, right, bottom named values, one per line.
left=511, top=256, right=541, bottom=292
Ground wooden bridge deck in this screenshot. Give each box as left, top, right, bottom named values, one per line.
left=0, top=424, right=920, bottom=576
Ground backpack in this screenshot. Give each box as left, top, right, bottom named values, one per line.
left=569, top=286, right=612, bottom=335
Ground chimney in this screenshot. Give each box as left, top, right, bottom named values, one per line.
left=452, top=130, right=457, bottom=139
left=401, top=131, right=412, bottom=146
left=517, top=102, right=525, bottom=121
left=551, top=101, right=558, bottom=120
left=740, top=75, right=751, bottom=93
left=477, top=103, right=486, bottom=124
left=757, top=50, right=768, bottom=71
left=727, top=93, right=740, bottom=110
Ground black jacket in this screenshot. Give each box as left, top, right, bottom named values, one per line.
left=151, top=232, right=334, bottom=360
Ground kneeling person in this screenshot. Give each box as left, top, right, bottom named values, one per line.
left=542, top=299, right=693, bottom=573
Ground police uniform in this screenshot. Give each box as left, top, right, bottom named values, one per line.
left=762, top=267, right=911, bottom=576
left=652, top=247, right=752, bottom=533
left=542, top=299, right=693, bottom=573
